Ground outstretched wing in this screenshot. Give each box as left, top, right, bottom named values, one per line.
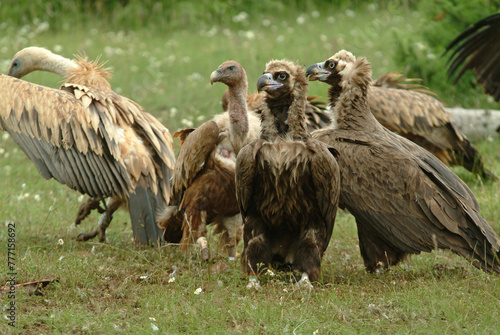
left=446, top=13, right=500, bottom=101
left=0, top=74, right=133, bottom=198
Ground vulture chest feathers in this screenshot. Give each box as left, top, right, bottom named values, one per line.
left=237, top=59, right=340, bottom=283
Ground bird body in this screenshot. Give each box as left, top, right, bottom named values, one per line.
left=307, top=50, right=500, bottom=273
left=237, top=60, right=340, bottom=285
left=158, top=61, right=260, bottom=259
left=2, top=47, right=175, bottom=245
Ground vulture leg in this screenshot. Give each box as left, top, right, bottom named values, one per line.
left=242, top=217, right=272, bottom=276
left=357, top=221, right=408, bottom=273
left=181, top=209, right=210, bottom=261
left=74, top=197, right=105, bottom=226
left=293, top=227, right=324, bottom=283
left=214, top=214, right=243, bottom=261
left=75, top=196, right=124, bottom=242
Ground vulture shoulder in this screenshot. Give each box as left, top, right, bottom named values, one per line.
left=171, top=120, right=220, bottom=204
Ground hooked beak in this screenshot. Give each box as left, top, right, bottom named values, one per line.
left=210, top=68, right=223, bottom=85
left=257, top=73, right=283, bottom=92
left=306, top=62, right=331, bottom=81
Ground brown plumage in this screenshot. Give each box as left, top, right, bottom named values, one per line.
left=370, top=73, right=496, bottom=180
left=157, top=61, right=260, bottom=260
left=236, top=59, right=340, bottom=286
left=221, top=89, right=332, bottom=132
left=3, top=47, right=175, bottom=245
left=446, top=13, right=500, bottom=101
left=306, top=50, right=500, bottom=273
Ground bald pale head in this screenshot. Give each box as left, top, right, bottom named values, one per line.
left=7, top=46, right=78, bottom=79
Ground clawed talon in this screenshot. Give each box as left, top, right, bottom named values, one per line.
left=296, top=273, right=314, bottom=289
left=246, top=276, right=261, bottom=290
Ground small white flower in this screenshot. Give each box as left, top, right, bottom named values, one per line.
left=276, top=35, right=285, bottom=43
left=266, top=269, right=275, bottom=277
left=2, top=133, right=9, bottom=141
left=21, top=183, right=26, bottom=189
left=57, top=239, right=64, bottom=245
left=261, top=19, right=271, bottom=27
left=296, top=15, right=306, bottom=25
left=149, top=317, right=156, bottom=321
left=169, top=107, right=178, bottom=117
left=53, top=45, right=63, bottom=53
left=168, top=277, right=175, bottom=283
left=313, top=329, right=319, bottom=335
left=0, top=148, right=4, bottom=155
left=58, top=255, right=65, bottom=261
left=34, top=194, right=41, bottom=201
left=140, top=275, right=148, bottom=280
left=194, top=287, right=202, bottom=295
left=311, top=11, right=320, bottom=18
left=151, top=323, right=159, bottom=332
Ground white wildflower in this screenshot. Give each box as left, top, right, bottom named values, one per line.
left=57, top=239, right=64, bottom=245
left=245, top=30, right=255, bottom=40
left=168, top=277, right=175, bottom=283
left=151, top=323, right=159, bottom=332
left=276, top=35, right=285, bottom=43
left=345, top=9, right=355, bottom=17
left=53, top=45, right=63, bottom=53
left=311, top=11, right=320, bottom=18
left=181, top=119, right=194, bottom=128
left=1, top=132, right=9, bottom=141
left=0, top=148, right=4, bottom=155
left=233, top=11, right=249, bottom=23
left=266, top=269, right=275, bottom=277
left=194, top=287, right=202, bottom=295
left=296, top=15, right=306, bottom=25
left=261, top=19, right=271, bottom=27
left=140, top=275, right=148, bottom=280
left=169, top=107, right=178, bottom=117
left=34, top=194, right=41, bottom=201
left=58, top=255, right=65, bottom=261
left=149, top=317, right=156, bottom=321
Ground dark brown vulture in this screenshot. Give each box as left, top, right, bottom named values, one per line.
left=446, top=13, right=500, bottom=101
left=3, top=47, right=175, bottom=245
left=369, top=73, right=496, bottom=180
left=306, top=50, right=500, bottom=273
left=157, top=61, right=260, bottom=260
left=221, top=89, right=332, bottom=132
left=236, top=59, right=340, bottom=287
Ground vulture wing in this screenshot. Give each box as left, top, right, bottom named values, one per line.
left=446, top=13, right=500, bottom=101
left=171, top=120, right=220, bottom=205
left=0, top=74, right=133, bottom=198
left=235, top=139, right=262, bottom=220
left=314, top=127, right=500, bottom=271
left=369, top=83, right=496, bottom=180
left=310, top=144, right=340, bottom=250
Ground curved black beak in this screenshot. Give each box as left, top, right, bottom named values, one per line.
left=306, top=62, right=331, bottom=81
left=257, top=73, right=283, bottom=92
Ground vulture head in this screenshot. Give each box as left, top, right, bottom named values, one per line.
left=8, top=47, right=78, bottom=79
left=257, top=59, right=308, bottom=101
left=306, top=50, right=372, bottom=102
left=210, top=60, right=247, bottom=90
left=257, top=59, right=309, bottom=139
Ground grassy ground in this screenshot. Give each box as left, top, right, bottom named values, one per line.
left=1, top=2, right=500, bottom=334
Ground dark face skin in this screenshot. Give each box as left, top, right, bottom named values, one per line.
left=256, top=70, right=292, bottom=99
left=305, top=58, right=341, bottom=87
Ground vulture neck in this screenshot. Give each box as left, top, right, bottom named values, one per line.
left=328, top=79, right=380, bottom=132
left=34, top=51, right=79, bottom=79
left=260, top=91, right=309, bottom=141
left=226, top=84, right=249, bottom=154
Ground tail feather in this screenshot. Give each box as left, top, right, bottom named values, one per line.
left=128, top=185, right=164, bottom=246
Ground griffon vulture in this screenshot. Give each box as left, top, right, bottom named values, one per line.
left=446, top=13, right=500, bottom=101
left=157, top=61, right=260, bottom=260
left=236, top=59, right=340, bottom=287
left=306, top=50, right=500, bottom=273
left=2, top=47, right=175, bottom=245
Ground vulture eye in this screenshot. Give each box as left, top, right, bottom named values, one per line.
left=277, top=72, right=288, bottom=81
left=12, top=61, right=18, bottom=67
left=327, top=61, right=336, bottom=70
left=228, top=66, right=235, bottom=71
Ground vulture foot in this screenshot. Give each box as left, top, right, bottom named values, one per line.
left=197, top=237, right=210, bottom=261
left=296, top=272, right=314, bottom=290
left=75, top=209, right=113, bottom=242
left=74, top=197, right=105, bottom=226
left=246, top=276, right=261, bottom=290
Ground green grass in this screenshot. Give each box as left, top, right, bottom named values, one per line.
left=1, top=2, right=500, bottom=334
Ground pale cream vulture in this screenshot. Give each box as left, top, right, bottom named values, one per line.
left=446, top=13, right=500, bottom=101
left=306, top=50, right=500, bottom=273
left=236, top=59, right=340, bottom=287
left=157, top=61, right=260, bottom=260
left=3, top=47, right=175, bottom=245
